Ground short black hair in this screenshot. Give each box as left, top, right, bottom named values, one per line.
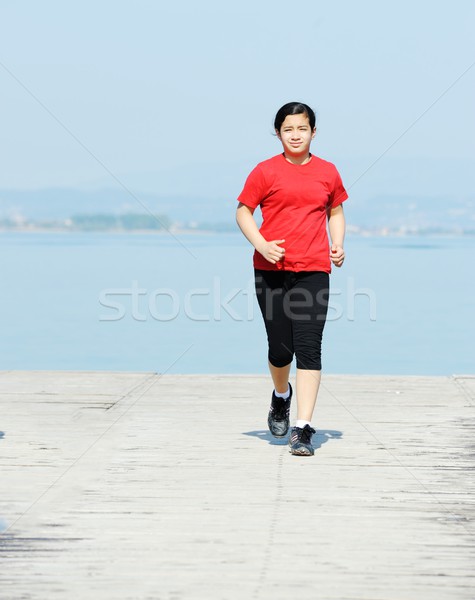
left=274, top=102, right=316, bottom=132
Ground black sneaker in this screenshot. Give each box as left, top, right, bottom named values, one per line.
left=288, top=424, right=316, bottom=456
left=267, top=383, right=292, bottom=438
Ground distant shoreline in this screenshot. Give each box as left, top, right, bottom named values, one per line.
left=0, top=226, right=219, bottom=235
left=0, top=226, right=473, bottom=237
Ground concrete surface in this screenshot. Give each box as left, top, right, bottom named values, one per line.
left=0, top=371, right=474, bottom=600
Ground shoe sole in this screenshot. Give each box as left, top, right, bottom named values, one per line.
left=289, top=446, right=314, bottom=456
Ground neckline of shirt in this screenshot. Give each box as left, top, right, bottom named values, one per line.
left=280, top=152, right=314, bottom=167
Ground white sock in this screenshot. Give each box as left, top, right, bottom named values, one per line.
left=296, top=419, right=311, bottom=429
left=274, top=386, right=290, bottom=400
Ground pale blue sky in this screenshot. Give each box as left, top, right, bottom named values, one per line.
left=0, top=0, right=474, bottom=200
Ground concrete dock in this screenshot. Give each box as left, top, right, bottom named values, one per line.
left=0, top=371, right=474, bottom=600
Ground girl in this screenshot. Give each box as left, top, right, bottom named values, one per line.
left=236, top=101, right=347, bottom=457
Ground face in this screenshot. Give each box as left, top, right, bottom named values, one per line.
left=276, top=113, right=316, bottom=159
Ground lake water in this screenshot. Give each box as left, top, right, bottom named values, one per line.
left=1, top=231, right=474, bottom=375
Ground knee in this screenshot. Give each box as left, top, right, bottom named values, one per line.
left=295, top=345, right=322, bottom=370
left=269, top=344, right=293, bottom=368
left=296, top=355, right=322, bottom=370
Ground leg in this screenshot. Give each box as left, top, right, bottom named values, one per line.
left=254, top=269, right=294, bottom=379
left=287, top=272, right=329, bottom=423
left=269, top=360, right=291, bottom=394
left=295, top=368, right=321, bottom=421
left=255, top=269, right=294, bottom=437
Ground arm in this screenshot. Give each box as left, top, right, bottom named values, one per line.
left=236, top=202, right=286, bottom=265
left=328, top=204, right=346, bottom=267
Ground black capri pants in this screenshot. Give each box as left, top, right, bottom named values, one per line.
left=254, top=269, right=330, bottom=371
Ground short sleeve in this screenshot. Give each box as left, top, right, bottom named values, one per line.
left=237, top=165, right=267, bottom=209
left=329, top=168, right=348, bottom=208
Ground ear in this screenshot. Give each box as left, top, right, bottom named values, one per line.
left=311, top=127, right=317, bottom=139
left=275, top=129, right=281, bottom=139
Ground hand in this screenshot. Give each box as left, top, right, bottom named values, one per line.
left=257, top=239, right=286, bottom=264
left=330, top=244, right=345, bottom=267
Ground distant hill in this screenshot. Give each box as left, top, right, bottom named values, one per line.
left=0, top=188, right=232, bottom=224
left=0, top=187, right=474, bottom=234
left=345, top=194, right=475, bottom=234
left=80, top=156, right=475, bottom=200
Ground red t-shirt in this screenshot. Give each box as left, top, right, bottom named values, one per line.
left=237, top=153, right=348, bottom=272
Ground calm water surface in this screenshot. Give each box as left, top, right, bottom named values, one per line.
left=1, top=231, right=474, bottom=375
